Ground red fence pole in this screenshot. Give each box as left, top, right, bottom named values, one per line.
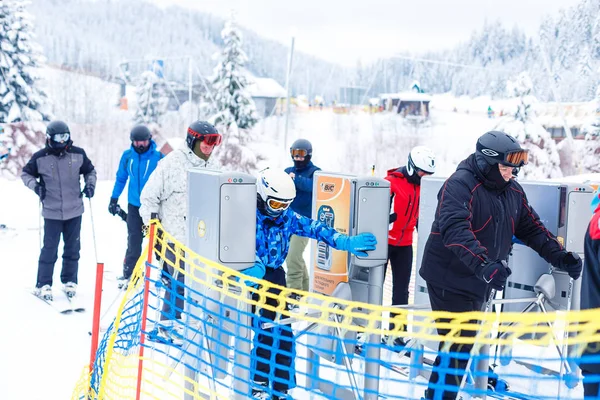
left=135, top=223, right=155, bottom=400
left=89, top=262, right=104, bottom=392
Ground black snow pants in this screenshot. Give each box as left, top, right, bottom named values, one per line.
left=251, top=267, right=296, bottom=395
left=424, top=283, right=485, bottom=400
left=123, top=204, right=143, bottom=279
left=387, top=244, right=414, bottom=331
left=37, top=216, right=82, bottom=288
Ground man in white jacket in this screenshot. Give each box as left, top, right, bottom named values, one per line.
left=140, top=120, right=222, bottom=343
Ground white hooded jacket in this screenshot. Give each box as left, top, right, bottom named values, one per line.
left=140, top=146, right=214, bottom=243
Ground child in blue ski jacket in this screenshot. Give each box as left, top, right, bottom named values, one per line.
left=242, top=168, right=378, bottom=400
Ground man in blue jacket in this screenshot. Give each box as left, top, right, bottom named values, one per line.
left=109, top=125, right=163, bottom=288
left=284, top=139, right=320, bottom=293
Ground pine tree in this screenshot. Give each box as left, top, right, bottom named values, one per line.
left=495, top=72, right=562, bottom=179
left=208, top=16, right=258, bottom=130
left=582, top=85, right=600, bottom=173
left=133, top=70, right=168, bottom=126
left=0, top=0, right=51, bottom=122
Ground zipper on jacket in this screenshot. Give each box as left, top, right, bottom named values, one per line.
left=55, top=157, right=63, bottom=220
left=494, top=195, right=506, bottom=260
left=137, top=152, right=142, bottom=197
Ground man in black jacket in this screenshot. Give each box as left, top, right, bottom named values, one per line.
left=22, top=121, right=96, bottom=301
left=419, top=131, right=582, bottom=400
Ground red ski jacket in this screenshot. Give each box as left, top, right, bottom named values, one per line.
left=385, top=167, right=420, bottom=246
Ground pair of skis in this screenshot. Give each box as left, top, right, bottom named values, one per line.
left=31, top=289, right=85, bottom=314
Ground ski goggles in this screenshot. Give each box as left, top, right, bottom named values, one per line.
left=503, top=150, right=529, bottom=167
left=290, top=149, right=308, bottom=157
left=267, top=197, right=293, bottom=211
left=48, top=133, right=70, bottom=143
left=187, top=128, right=222, bottom=146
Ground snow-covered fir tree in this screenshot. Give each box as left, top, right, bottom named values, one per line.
left=133, top=71, right=168, bottom=126
left=208, top=16, right=258, bottom=130
left=582, top=85, right=600, bottom=173
left=0, top=0, right=51, bottom=123
left=495, top=72, right=562, bottom=179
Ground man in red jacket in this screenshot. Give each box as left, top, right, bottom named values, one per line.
left=385, top=146, right=436, bottom=347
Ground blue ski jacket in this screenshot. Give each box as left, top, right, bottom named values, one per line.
left=244, top=208, right=343, bottom=279
left=111, top=141, right=163, bottom=207
left=284, top=161, right=320, bottom=218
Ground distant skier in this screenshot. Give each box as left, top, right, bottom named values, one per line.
left=284, top=138, right=320, bottom=295
left=109, top=125, right=163, bottom=289
left=22, top=120, right=96, bottom=301
left=240, top=168, right=378, bottom=400
left=140, top=120, right=221, bottom=343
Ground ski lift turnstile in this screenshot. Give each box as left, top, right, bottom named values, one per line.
left=181, top=169, right=257, bottom=400
left=301, top=172, right=390, bottom=400
left=410, top=177, right=595, bottom=398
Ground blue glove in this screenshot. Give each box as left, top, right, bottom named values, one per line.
left=335, top=232, right=378, bottom=257
left=238, top=263, right=266, bottom=288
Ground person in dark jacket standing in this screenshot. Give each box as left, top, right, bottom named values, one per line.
left=109, top=125, right=163, bottom=289
left=419, top=131, right=582, bottom=400
left=385, top=146, right=435, bottom=346
left=22, top=120, right=97, bottom=301
left=284, top=139, right=320, bottom=293
left=579, top=201, right=600, bottom=398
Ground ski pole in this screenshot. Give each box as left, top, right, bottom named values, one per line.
left=38, top=200, right=43, bottom=249
left=88, top=198, right=98, bottom=264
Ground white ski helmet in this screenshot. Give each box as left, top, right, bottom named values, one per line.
left=407, top=146, right=436, bottom=176
left=257, top=168, right=296, bottom=217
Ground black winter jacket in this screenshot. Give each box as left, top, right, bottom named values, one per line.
left=419, top=154, right=565, bottom=301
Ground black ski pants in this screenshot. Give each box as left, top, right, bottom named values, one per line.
left=37, top=216, right=82, bottom=288
left=251, top=267, right=295, bottom=394
left=387, top=244, right=413, bottom=331
left=425, top=283, right=484, bottom=400
left=123, top=204, right=143, bottom=278
left=160, top=242, right=186, bottom=321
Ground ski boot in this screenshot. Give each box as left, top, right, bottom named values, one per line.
left=116, top=276, right=130, bottom=290
left=63, top=282, right=77, bottom=298
left=251, top=381, right=269, bottom=400
left=34, top=284, right=53, bottom=301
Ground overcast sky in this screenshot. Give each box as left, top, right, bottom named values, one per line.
left=155, top=0, right=581, bottom=66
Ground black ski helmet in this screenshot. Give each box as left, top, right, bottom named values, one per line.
left=290, top=138, right=313, bottom=169
left=476, top=131, right=529, bottom=168
left=186, top=120, right=219, bottom=150
left=130, top=125, right=152, bottom=141
left=46, top=120, right=71, bottom=150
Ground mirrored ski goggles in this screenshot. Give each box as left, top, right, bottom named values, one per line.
left=503, top=150, right=529, bottom=167
left=267, top=197, right=293, bottom=211
left=187, top=128, right=222, bottom=146
left=48, top=133, right=70, bottom=143
left=290, top=149, right=308, bottom=157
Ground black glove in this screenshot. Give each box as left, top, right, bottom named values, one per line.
left=557, top=251, right=582, bottom=280
left=82, top=185, right=95, bottom=198
left=108, top=198, right=119, bottom=215
left=34, top=184, right=46, bottom=201
left=475, top=260, right=512, bottom=291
